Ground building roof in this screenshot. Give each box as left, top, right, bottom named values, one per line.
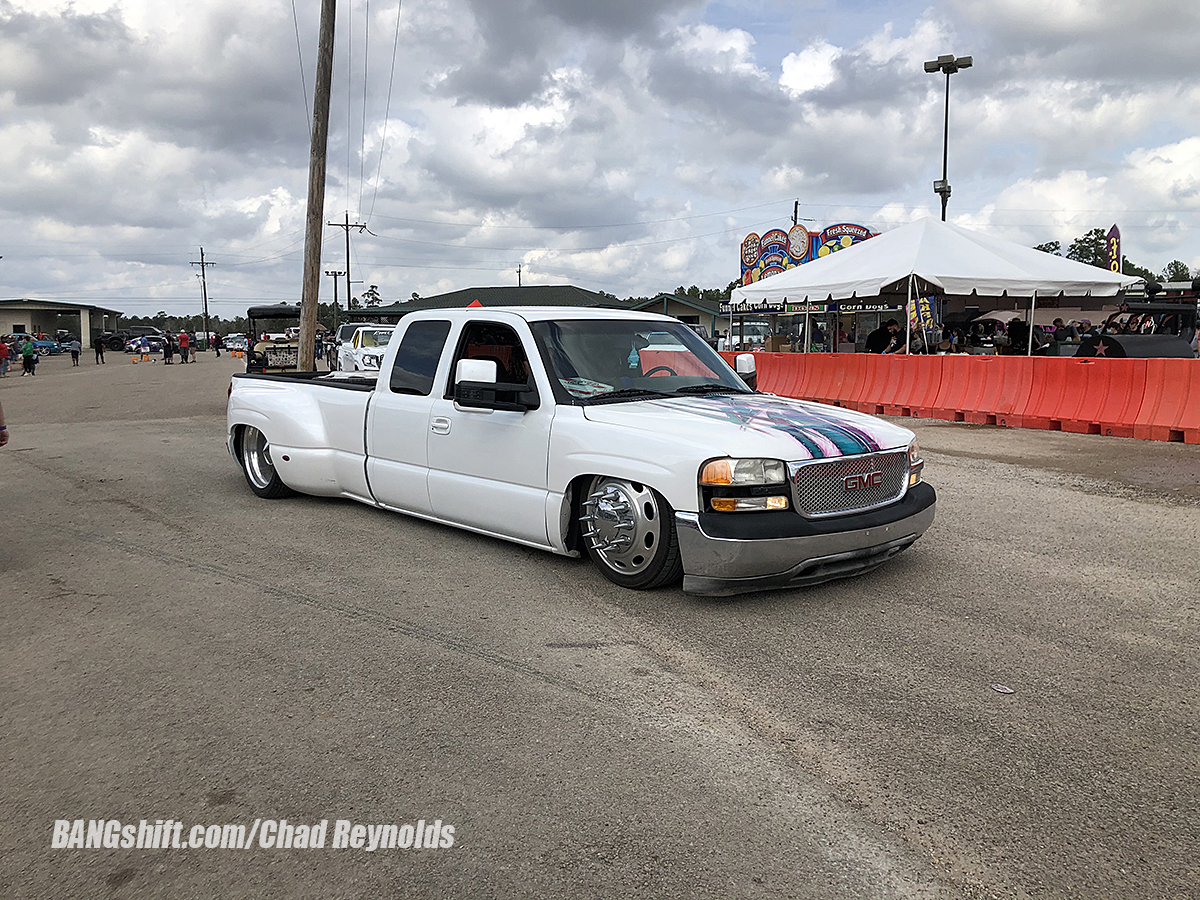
left=400, top=305, right=674, bottom=324
left=629, top=293, right=722, bottom=316
left=346, top=284, right=625, bottom=318
left=0, top=297, right=125, bottom=316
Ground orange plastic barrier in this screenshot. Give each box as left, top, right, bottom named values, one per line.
left=879, top=357, right=920, bottom=416
left=720, top=350, right=1197, bottom=444
left=928, top=355, right=973, bottom=421
left=958, top=357, right=1005, bottom=424
left=1133, top=359, right=1200, bottom=443
left=850, top=355, right=892, bottom=414
left=991, top=357, right=1037, bottom=429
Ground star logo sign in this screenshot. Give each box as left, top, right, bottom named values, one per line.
left=1093, top=340, right=1109, bottom=357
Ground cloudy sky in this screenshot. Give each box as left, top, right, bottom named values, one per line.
left=1, top=0, right=1198, bottom=318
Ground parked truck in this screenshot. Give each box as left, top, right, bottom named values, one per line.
left=226, top=307, right=935, bottom=595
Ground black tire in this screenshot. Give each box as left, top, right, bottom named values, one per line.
left=239, top=426, right=294, bottom=499
left=580, top=476, right=683, bottom=590
left=108, top=337, right=125, bottom=351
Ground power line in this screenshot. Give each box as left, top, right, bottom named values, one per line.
left=290, top=0, right=311, bottom=140
left=365, top=218, right=779, bottom=253
left=367, top=0, right=404, bottom=223
left=359, top=0, right=370, bottom=217
left=364, top=199, right=801, bottom=230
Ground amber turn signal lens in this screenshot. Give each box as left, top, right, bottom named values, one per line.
left=710, top=496, right=789, bottom=512
left=700, top=459, right=733, bottom=485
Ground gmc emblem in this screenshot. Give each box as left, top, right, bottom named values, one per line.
left=844, top=472, right=884, bottom=491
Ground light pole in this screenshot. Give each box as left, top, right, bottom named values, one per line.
left=924, top=54, right=972, bottom=221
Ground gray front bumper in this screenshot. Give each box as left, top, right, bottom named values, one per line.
left=675, top=502, right=936, bottom=597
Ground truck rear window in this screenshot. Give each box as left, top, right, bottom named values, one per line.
left=389, top=321, right=451, bottom=395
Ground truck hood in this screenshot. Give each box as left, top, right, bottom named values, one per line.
left=581, top=393, right=913, bottom=461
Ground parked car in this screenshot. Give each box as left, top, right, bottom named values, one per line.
left=226, top=307, right=934, bottom=596
left=3, top=333, right=62, bottom=355
left=222, top=333, right=248, bottom=351
left=125, top=336, right=167, bottom=353
left=102, top=325, right=169, bottom=351
left=326, top=323, right=362, bottom=371
left=336, top=325, right=395, bottom=371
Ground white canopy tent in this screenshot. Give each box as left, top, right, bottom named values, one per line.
left=729, top=218, right=1140, bottom=353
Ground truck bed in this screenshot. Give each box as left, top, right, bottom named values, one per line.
left=232, top=370, right=378, bottom=391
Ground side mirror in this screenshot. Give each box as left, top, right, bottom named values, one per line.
left=454, top=358, right=538, bottom=412
left=734, top=353, right=758, bottom=391
left=456, top=358, right=497, bottom=385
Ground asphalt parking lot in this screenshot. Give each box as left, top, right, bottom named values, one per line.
left=2, top=350, right=1198, bottom=899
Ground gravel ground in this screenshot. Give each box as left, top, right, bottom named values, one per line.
left=2, top=350, right=1197, bottom=899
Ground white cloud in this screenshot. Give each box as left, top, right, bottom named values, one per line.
left=780, top=40, right=842, bottom=95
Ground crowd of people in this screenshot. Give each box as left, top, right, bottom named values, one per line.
left=858, top=314, right=1143, bottom=355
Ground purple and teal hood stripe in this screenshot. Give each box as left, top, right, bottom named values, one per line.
left=640, top=394, right=893, bottom=460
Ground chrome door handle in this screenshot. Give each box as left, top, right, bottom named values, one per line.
left=431, top=417, right=452, bottom=435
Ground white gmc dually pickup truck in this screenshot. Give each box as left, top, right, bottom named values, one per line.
left=226, top=307, right=935, bottom=595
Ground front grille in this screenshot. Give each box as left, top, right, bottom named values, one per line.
left=788, top=450, right=908, bottom=518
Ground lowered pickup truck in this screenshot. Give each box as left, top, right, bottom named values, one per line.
left=226, top=307, right=935, bottom=595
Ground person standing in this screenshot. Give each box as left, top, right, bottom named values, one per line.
left=211, top=332, right=221, bottom=358
left=177, top=330, right=190, bottom=364
left=163, top=332, right=175, bottom=365
left=0, top=337, right=9, bottom=377
left=0, top=397, right=8, bottom=447
left=68, top=337, right=82, bottom=366
left=20, top=337, right=36, bottom=375
left=94, top=334, right=106, bottom=364
left=865, top=319, right=900, bottom=353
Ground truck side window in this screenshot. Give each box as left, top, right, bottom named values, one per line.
left=389, top=320, right=451, bottom=395
left=448, top=322, right=532, bottom=387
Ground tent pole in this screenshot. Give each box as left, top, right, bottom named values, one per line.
left=905, top=275, right=913, bottom=353
left=1027, top=291, right=1037, bottom=356
left=803, top=311, right=809, bottom=354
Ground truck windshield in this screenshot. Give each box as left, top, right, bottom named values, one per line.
left=528, top=320, right=750, bottom=403
left=360, top=329, right=394, bottom=348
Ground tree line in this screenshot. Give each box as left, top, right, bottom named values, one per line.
left=1034, top=229, right=1193, bottom=284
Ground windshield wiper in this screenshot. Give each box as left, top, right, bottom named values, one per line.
left=579, top=387, right=675, bottom=405
left=671, top=383, right=749, bottom=395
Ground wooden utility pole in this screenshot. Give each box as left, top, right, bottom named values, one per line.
left=298, top=0, right=337, bottom=372
left=189, top=246, right=214, bottom=348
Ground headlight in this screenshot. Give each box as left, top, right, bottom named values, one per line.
left=699, top=458, right=787, bottom=486
left=700, top=458, right=790, bottom=512
left=908, top=440, right=924, bottom=486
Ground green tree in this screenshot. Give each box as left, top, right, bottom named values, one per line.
left=361, top=284, right=382, bottom=307
left=1034, top=240, right=1061, bottom=255
left=1066, top=228, right=1109, bottom=268
left=1121, top=256, right=1156, bottom=281
left=1160, top=260, right=1192, bottom=283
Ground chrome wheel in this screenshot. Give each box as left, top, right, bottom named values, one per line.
left=243, top=426, right=276, bottom=490
left=581, top=478, right=663, bottom=577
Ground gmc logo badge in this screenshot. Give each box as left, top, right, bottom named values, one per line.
left=844, top=472, right=883, bottom=491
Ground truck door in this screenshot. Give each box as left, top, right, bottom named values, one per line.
left=365, top=319, right=453, bottom=515
left=426, top=320, right=553, bottom=547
